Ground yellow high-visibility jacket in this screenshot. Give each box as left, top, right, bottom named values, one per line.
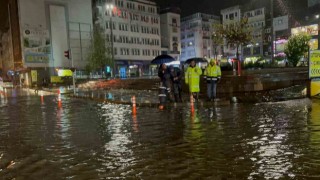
left=204, top=65, right=221, bottom=80
left=185, top=66, right=202, bottom=93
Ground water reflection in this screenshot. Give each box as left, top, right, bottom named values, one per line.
left=97, top=103, right=135, bottom=176
left=0, top=90, right=320, bottom=179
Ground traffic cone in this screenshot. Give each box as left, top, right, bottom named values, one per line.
left=159, top=105, right=164, bottom=110
left=58, top=89, right=62, bottom=108
left=190, top=94, right=195, bottom=115
left=40, top=91, right=44, bottom=103
left=131, top=96, right=137, bottom=115
left=132, top=114, right=138, bottom=132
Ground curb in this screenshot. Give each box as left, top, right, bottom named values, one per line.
left=70, top=94, right=231, bottom=108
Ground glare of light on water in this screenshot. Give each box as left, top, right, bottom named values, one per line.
left=247, top=115, right=295, bottom=180
left=99, top=103, right=135, bottom=173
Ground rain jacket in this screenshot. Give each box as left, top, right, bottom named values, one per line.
left=185, top=66, right=202, bottom=93
left=204, top=61, right=221, bottom=82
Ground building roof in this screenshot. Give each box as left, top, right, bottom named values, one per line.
left=159, top=7, right=181, bottom=15
left=181, top=12, right=220, bottom=22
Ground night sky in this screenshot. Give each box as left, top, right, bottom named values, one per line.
left=154, top=0, right=308, bottom=17
left=0, top=0, right=310, bottom=32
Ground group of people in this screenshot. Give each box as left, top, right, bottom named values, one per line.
left=158, top=64, right=183, bottom=105
left=158, top=59, right=222, bottom=105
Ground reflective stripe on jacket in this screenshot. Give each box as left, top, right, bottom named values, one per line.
left=185, top=66, right=202, bottom=93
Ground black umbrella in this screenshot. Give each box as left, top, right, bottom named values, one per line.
left=151, top=54, right=175, bottom=64
left=184, top=57, right=208, bottom=64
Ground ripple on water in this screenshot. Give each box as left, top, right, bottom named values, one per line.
left=0, top=92, right=320, bottom=179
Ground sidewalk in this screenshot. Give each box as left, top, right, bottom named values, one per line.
left=18, top=67, right=308, bottom=105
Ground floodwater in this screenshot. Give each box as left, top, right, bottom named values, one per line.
left=0, top=89, right=320, bottom=179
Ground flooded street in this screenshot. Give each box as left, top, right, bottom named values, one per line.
left=0, top=89, right=320, bottom=179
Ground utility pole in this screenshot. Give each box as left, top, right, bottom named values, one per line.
left=70, top=48, right=76, bottom=95
left=270, top=0, right=274, bottom=63
left=110, top=17, right=115, bottom=78
left=106, top=4, right=116, bottom=78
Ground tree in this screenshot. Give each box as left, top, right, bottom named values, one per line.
left=212, top=24, right=224, bottom=60
left=87, top=25, right=113, bottom=76
left=215, top=18, right=253, bottom=60
left=284, top=33, right=311, bottom=67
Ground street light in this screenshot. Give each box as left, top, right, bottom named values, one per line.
left=270, top=0, right=274, bottom=63
left=316, top=14, right=320, bottom=50
left=106, top=4, right=115, bottom=77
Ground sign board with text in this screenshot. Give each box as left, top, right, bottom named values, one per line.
left=309, top=50, right=320, bottom=79
left=31, top=70, right=37, bottom=82
left=291, top=24, right=318, bottom=36
left=23, top=28, right=51, bottom=63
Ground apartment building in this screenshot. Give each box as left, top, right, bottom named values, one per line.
left=242, top=7, right=266, bottom=61
left=180, top=13, right=220, bottom=62
left=160, top=7, right=181, bottom=67
left=94, top=0, right=161, bottom=76
left=220, top=6, right=241, bottom=59
left=0, top=0, right=93, bottom=85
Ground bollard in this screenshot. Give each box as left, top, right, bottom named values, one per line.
left=190, top=94, right=195, bottom=115
left=131, top=96, right=137, bottom=115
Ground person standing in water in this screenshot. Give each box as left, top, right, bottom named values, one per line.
left=185, top=60, right=202, bottom=101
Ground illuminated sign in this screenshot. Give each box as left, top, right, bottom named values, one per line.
left=51, top=76, right=63, bottom=83
left=58, top=69, right=73, bottom=77
left=31, top=70, right=37, bottom=82
left=309, top=50, right=320, bottom=78
left=309, top=39, right=318, bottom=50
left=311, top=79, right=320, bottom=96
left=275, top=39, right=288, bottom=52
left=291, top=24, right=318, bottom=36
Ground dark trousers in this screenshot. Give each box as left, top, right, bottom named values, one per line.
left=159, top=82, right=173, bottom=105
left=207, top=80, right=217, bottom=100
left=173, top=83, right=182, bottom=102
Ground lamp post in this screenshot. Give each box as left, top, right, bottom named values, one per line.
left=106, top=4, right=115, bottom=78
left=316, top=14, right=320, bottom=50
left=270, top=0, right=274, bottom=63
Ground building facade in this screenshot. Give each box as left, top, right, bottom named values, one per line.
left=180, top=13, right=220, bottom=62
left=94, top=0, right=161, bottom=77
left=272, top=15, right=290, bottom=56
left=0, top=0, right=22, bottom=82
left=309, top=0, right=320, bottom=7
left=0, top=0, right=93, bottom=86
left=220, top=6, right=241, bottom=59
left=159, top=7, right=181, bottom=67
left=242, top=7, right=266, bottom=62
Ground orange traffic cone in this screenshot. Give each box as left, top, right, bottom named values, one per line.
left=190, top=94, right=195, bottom=115
left=131, top=96, right=137, bottom=115
left=58, top=89, right=62, bottom=108
left=40, top=91, right=44, bottom=103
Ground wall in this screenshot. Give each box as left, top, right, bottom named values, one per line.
left=273, top=15, right=288, bottom=32
left=160, top=12, right=181, bottom=55
left=221, top=6, right=241, bottom=57
left=95, top=0, right=161, bottom=63
left=0, top=31, right=14, bottom=80
left=308, top=0, right=320, bottom=7
left=18, top=0, right=93, bottom=69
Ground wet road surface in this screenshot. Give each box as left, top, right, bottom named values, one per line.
left=0, top=88, right=320, bottom=179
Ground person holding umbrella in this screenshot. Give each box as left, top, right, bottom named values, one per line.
left=169, top=65, right=183, bottom=102
left=204, top=59, right=221, bottom=101
left=185, top=60, right=202, bottom=101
